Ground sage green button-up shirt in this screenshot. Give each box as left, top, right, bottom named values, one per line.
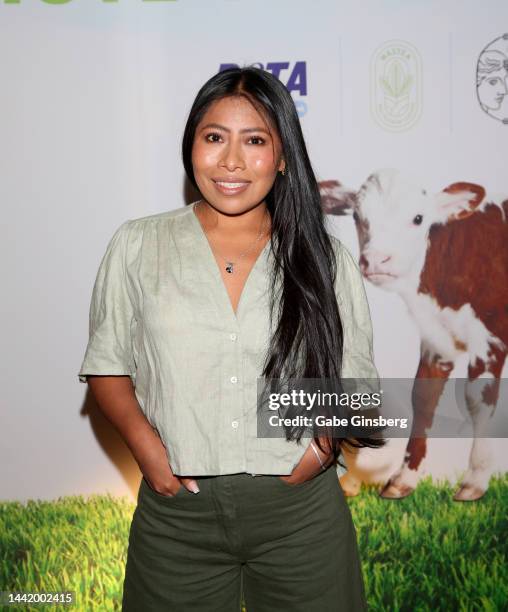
left=78, top=201, right=379, bottom=478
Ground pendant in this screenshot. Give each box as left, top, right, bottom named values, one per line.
left=225, top=262, right=234, bottom=274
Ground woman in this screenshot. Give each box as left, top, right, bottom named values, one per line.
left=78, top=66, right=385, bottom=611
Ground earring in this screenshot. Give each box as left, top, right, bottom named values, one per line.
left=280, top=166, right=286, bottom=176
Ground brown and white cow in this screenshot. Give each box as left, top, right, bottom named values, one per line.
left=320, top=169, right=507, bottom=501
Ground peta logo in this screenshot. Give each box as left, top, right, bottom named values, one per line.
left=219, top=62, right=308, bottom=117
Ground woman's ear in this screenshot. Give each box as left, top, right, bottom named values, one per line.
left=278, top=159, right=286, bottom=174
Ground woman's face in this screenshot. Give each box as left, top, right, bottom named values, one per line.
left=191, top=95, right=285, bottom=214
left=478, top=70, right=508, bottom=110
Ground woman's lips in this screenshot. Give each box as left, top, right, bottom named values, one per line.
left=212, top=180, right=250, bottom=195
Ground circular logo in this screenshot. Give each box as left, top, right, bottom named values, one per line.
left=476, top=33, right=508, bottom=124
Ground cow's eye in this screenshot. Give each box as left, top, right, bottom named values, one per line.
left=352, top=211, right=360, bottom=222
left=413, top=214, right=423, bottom=225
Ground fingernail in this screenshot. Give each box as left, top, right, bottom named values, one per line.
left=188, top=482, right=200, bottom=494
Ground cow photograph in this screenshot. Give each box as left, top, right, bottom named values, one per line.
left=320, top=169, right=508, bottom=501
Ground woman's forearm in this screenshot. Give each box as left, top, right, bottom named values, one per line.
left=86, top=375, right=162, bottom=461
left=86, top=376, right=199, bottom=495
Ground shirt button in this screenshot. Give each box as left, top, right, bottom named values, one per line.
left=230, top=333, right=237, bottom=341
left=230, top=376, right=238, bottom=384
left=231, top=420, right=239, bottom=428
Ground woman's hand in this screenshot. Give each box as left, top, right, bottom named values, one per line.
left=279, top=437, right=335, bottom=485
left=135, top=430, right=200, bottom=496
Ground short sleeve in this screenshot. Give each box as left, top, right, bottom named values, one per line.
left=78, top=220, right=136, bottom=384
left=332, top=237, right=380, bottom=382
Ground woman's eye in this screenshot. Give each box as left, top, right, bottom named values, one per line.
left=204, top=133, right=265, bottom=145
left=205, top=132, right=222, bottom=143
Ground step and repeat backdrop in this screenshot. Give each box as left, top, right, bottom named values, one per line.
left=1, top=0, right=507, bottom=504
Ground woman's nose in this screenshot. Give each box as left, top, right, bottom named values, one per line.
left=220, top=141, right=245, bottom=171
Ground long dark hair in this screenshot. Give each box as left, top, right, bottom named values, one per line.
left=182, top=66, right=386, bottom=470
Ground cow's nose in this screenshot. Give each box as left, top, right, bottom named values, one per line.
left=360, top=250, right=392, bottom=272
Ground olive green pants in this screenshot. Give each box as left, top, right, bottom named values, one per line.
left=122, top=464, right=367, bottom=611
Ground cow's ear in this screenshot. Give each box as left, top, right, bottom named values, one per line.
left=318, top=180, right=357, bottom=216
left=436, top=182, right=486, bottom=222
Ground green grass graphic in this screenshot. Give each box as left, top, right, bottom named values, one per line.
left=1, top=475, right=507, bottom=611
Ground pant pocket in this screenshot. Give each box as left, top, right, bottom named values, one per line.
left=273, top=465, right=331, bottom=490
left=140, top=476, right=186, bottom=503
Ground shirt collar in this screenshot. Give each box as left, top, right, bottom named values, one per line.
left=182, top=200, right=272, bottom=330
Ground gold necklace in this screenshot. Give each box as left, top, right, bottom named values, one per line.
left=195, top=200, right=270, bottom=274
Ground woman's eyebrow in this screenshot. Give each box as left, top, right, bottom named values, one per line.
left=200, top=122, right=271, bottom=135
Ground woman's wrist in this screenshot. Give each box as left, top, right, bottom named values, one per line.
left=310, top=441, right=327, bottom=470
